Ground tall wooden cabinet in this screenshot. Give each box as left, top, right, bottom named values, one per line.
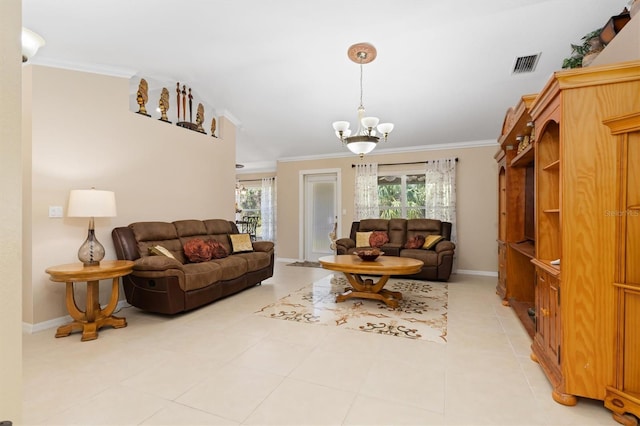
left=603, top=112, right=640, bottom=426
left=495, top=94, right=537, bottom=338
left=528, top=61, right=640, bottom=409
left=497, top=60, right=640, bottom=423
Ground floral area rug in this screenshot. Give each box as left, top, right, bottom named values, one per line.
left=255, top=274, right=448, bottom=343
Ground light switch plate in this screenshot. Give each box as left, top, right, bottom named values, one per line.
left=48, top=206, right=63, bottom=218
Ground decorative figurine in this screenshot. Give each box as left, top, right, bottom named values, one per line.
left=181, top=85, right=187, bottom=122
left=210, top=117, right=217, bottom=138
left=188, top=88, right=193, bottom=123
left=176, top=82, right=181, bottom=122
left=158, top=87, right=171, bottom=123
left=195, top=103, right=206, bottom=134
left=136, top=78, right=150, bottom=116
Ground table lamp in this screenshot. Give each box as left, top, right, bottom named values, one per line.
left=67, top=188, right=117, bottom=267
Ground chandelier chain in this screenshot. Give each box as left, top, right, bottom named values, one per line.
left=359, top=63, right=364, bottom=108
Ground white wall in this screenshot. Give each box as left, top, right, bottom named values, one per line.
left=25, top=65, right=237, bottom=326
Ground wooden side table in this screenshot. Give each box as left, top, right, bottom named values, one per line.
left=45, top=259, right=134, bottom=341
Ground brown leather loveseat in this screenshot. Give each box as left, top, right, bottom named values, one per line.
left=112, top=219, right=274, bottom=314
left=335, top=218, right=455, bottom=281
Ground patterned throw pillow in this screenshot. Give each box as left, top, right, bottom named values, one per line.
left=355, top=231, right=373, bottom=247
left=206, top=239, right=229, bottom=259
left=423, top=235, right=444, bottom=250
left=404, top=235, right=426, bottom=249
left=183, top=238, right=213, bottom=263
left=148, top=245, right=177, bottom=260
left=369, top=231, right=389, bottom=248
left=229, top=233, right=254, bottom=253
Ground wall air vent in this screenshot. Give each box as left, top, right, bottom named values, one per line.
left=512, top=53, right=541, bottom=74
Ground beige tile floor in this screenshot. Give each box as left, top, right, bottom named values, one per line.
left=22, top=261, right=619, bottom=425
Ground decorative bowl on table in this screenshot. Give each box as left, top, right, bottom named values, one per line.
left=354, top=249, right=384, bottom=261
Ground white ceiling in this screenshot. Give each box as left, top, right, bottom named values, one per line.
left=23, top=0, right=628, bottom=171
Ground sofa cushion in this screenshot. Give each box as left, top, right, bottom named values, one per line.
left=173, top=219, right=208, bottom=237
left=229, top=233, right=253, bottom=253
left=388, top=219, right=408, bottom=245
left=181, top=262, right=222, bottom=291
left=358, top=219, right=389, bottom=232
left=234, top=251, right=272, bottom=272
left=210, top=256, right=248, bottom=280
left=423, top=235, right=444, bottom=250
left=130, top=222, right=186, bottom=263
left=369, top=231, right=389, bottom=248
left=183, top=238, right=213, bottom=263
left=407, top=219, right=442, bottom=239
left=405, top=235, right=426, bottom=249
left=400, top=248, right=439, bottom=266
left=356, top=231, right=373, bottom=248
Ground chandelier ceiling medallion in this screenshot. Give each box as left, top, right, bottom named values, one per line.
left=332, top=42, right=394, bottom=158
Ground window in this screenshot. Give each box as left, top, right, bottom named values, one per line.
left=236, top=183, right=262, bottom=237
left=377, top=173, right=426, bottom=219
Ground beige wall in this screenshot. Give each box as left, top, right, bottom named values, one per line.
left=276, top=144, right=499, bottom=274
left=0, top=0, right=23, bottom=420
left=25, top=65, right=237, bottom=326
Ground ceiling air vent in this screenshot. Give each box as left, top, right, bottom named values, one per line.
left=512, top=53, right=541, bottom=74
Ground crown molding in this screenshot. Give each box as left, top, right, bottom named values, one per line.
left=277, top=139, right=498, bottom=163
left=27, top=57, right=138, bottom=78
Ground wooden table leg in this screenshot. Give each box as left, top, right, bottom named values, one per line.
left=55, top=278, right=126, bottom=341
left=336, top=273, right=402, bottom=308
left=95, top=277, right=127, bottom=332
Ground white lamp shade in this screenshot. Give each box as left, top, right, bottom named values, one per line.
left=67, top=189, right=117, bottom=218
left=21, top=27, right=45, bottom=62
left=361, top=116, right=379, bottom=129
left=377, top=122, right=394, bottom=134
left=332, top=121, right=350, bottom=132
left=347, top=140, right=377, bottom=155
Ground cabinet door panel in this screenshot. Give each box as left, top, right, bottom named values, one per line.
left=623, top=290, right=640, bottom=393
left=626, top=134, right=640, bottom=284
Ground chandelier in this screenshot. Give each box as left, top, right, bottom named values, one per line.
left=332, top=43, right=394, bottom=157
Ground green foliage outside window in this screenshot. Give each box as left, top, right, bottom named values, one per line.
left=378, top=174, right=426, bottom=219
left=237, top=187, right=262, bottom=235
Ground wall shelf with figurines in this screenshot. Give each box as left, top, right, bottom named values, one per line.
left=132, top=77, right=219, bottom=139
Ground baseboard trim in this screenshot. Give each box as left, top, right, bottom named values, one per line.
left=455, top=269, right=498, bottom=277
left=23, top=300, right=132, bottom=334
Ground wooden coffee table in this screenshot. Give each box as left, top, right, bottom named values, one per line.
left=318, top=255, right=423, bottom=308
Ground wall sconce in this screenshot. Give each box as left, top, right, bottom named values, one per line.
left=67, top=188, right=117, bottom=267
left=22, top=27, right=45, bottom=63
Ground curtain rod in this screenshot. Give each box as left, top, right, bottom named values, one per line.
left=237, top=178, right=275, bottom=183
left=351, top=158, right=458, bottom=168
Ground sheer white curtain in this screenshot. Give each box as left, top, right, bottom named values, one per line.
left=261, top=177, right=276, bottom=242
left=425, top=158, right=457, bottom=242
left=354, top=163, right=379, bottom=220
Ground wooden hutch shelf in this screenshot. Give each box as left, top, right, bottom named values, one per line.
left=495, top=94, right=537, bottom=337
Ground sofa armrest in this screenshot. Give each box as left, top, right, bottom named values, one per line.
left=134, top=256, right=185, bottom=272
left=435, top=240, right=455, bottom=253
left=252, top=241, right=274, bottom=253
left=335, top=238, right=355, bottom=254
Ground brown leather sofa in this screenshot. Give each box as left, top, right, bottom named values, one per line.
left=335, top=218, right=455, bottom=281
left=112, top=219, right=274, bottom=314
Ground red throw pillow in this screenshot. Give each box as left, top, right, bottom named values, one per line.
left=183, top=238, right=213, bottom=263
left=206, top=239, right=229, bottom=259
left=404, top=235, right=426, bottom=249
left=369, top=231, right=389, bottom=248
